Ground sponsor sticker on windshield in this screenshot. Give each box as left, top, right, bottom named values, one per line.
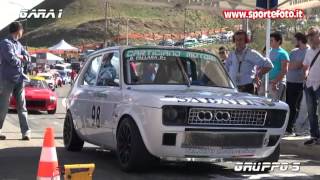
left=125, top=49, right=216, bottom=61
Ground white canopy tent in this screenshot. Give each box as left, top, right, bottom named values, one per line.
left=48, top=39, right=78, bottom=51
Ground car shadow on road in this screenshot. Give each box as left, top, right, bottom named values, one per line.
left=280, top=153, right=320, bottom=167
left=8, top=110, right=66, bottom=116
left=1, top=146, right=320, bottom=180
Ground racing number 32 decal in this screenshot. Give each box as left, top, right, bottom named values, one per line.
left=91, top=105, right=101, bottom=128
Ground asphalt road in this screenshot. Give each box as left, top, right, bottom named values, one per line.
left=0, top=85, right=320, bottom=180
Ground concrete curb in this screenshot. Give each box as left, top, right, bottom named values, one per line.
left=280, top=136, right=320, bottom=160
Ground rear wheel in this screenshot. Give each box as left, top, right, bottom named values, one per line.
left=63, top=112, right=84, bottom=151
left=116, top=117, right=158, bottom=172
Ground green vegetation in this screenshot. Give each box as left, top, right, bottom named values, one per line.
left=15, top=0, right=240, bottom=47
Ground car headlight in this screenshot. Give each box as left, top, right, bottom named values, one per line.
left=49, top=96, right=56, bottom=102
left=162, top=106, right=188, bottom=125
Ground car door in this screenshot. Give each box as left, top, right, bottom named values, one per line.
left=87, top=50, right=122, bottom=147
left=72, top=55, right=102, bottom=137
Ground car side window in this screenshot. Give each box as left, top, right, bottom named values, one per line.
left=82, top=56, right=102, bottom=86
left=96, top=51, right=120, bottom=87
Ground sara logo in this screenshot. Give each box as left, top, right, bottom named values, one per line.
left=19, top=9, right=63, bottom=19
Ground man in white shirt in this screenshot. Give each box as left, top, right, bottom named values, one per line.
left=303, top=27, right=320, bottom=145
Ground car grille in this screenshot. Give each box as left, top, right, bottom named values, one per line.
left=26, top=100, right=46, bottom=107
left=188, top=108, right=267, bottom=126
left=182, top=132, right=265, bottom=148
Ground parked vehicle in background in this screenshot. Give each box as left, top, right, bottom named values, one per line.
left=54, top=63, right=72, bottom=74
left=184, top=38, right=199, bottom=48
left=64, top=46, right=289, bottom=172
left=37, top=72, right=56, bottom=91
left=58, top=71, right=71, bottom=84
left=198, top=35, right=208, bottom=43
left=143, top=42, right=157, bottom=46
left=297, top=19, right=306, bottom=28
left=71, top=62, right=81, bottom=72
left=210, top=34, right=220, bottom=42
left=205, top=37, right=216, bottom=43
left=308, top=15, right=319, bottom=23
left=79, top=49, right=95, bottom=61
left=158, top=39, right=175, bottom=46
left=174, top=40, right=184, bottom=47
left=9, top=76, right=58, bottom=114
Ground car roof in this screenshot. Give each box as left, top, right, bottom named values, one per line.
left=89, top=45, right=213, bottom=57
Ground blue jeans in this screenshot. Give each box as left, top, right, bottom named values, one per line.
left=0, top=80, right=30, bottom=135
left=304, top=87, right=320, bottom=138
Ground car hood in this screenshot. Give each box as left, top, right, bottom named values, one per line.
left=25, top=87, right=55, bottom=98
left=125, top=88, right=288, bottom=110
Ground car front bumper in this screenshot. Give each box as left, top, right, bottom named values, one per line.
left=9, top=98, right=57, bottom=111
left=136, top=107, right=287, bottom=162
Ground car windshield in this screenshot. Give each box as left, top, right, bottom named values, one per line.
left=124, top=48, right=234, bottom=88
left=39, top=75, right=50, bottom=80
left=54, top=66, right=64, bottom=70
left=25, top=79, right=49, bottom=89
left=58, top=71, right=66, bottom=76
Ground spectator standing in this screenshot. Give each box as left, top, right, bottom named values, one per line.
left=302, top=27, right=320, bottom=145
left=225, top=30, right=273, bottom=94
left=0, top=22, right=31, bottom=140
left=285, top=33, right=309, bottom=135
left=259, top=32, right=290, bottom=100
left=218, top=46, right=229, bottom=65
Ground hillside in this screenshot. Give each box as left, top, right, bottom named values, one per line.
left=0, top=0, right=240, bottom=47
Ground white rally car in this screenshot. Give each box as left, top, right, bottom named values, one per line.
left=64, top=46, right=289, bottom=171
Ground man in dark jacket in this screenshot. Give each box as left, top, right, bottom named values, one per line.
left=0, top=21, right=31, bottom=140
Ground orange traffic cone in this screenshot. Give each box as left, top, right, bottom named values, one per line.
left=37, top=128, right=60, bottom=180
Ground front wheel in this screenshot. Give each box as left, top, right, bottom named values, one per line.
left=48, top=109, right=56, bottom=114
left=63, top=112, right=84, bottom=151
left=116, top=117, right=158, bottom=172
left=256, top=145, right=280, bottom=172
left=263, top=144, right=280, bottom=162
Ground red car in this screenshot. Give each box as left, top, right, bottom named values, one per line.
left=9, top=77, right=58, bottom=114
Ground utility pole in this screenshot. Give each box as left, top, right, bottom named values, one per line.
left=265, top=2, right=271, bottom=98
left=126, top=18, right=129, bottom=45
left=104, top=1, right=109, bottom=45
left=183, top=8, right=187, bottom=40
left=117, top=22, right=120, bottom=45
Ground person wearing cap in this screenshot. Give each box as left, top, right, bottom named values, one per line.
left=225, top=30, right=273, bottom=94
left=218, top=46, right=228, bottom=65
left=0, top=21, right=31, bottom=140
left=302, top=27, right=320, bottom=145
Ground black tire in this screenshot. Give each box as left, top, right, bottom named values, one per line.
left=48, top=109, right=56, bottom=114
left=263, top=144, right=280, bottom=162
left=63, top=112, right=84, bottom=151
left=116, top=117, right=158, bottom=172
left=257, top=145, right=280, bottom=173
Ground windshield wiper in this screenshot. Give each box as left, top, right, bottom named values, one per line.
left=176, top=58, right=191, bottom=87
